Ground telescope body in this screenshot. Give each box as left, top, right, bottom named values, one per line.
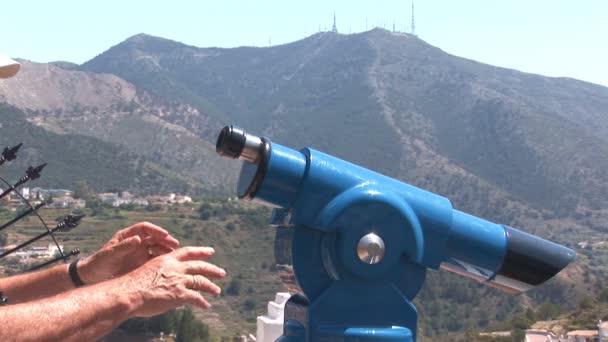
left=216, top=126, right=575, bottom=341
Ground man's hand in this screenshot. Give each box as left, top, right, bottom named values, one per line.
left=119, top=246, right=226, bottom=317
left=0, top=246, right=226, bottom=342
left=78, top=222, right=180, bottom=285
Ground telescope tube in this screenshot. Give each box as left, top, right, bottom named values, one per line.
left=216, top=126, right=575, bottom=294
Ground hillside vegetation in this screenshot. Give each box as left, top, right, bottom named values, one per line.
left=0, top=104, right=193, bottom=194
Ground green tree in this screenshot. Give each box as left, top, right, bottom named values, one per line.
left=74, top=180, right=93, bottom=200
left=198, top=202, right=214, bottom=221
left=158, top=310, right=178, bottom=334
left=86, top=199, right=100, bottom=209
left=599, top=288, right=608, bottom=303
left=176, top=307, right=209, bottom=342
left=524, top=308, right=536, bottom=322
left=511, top=315, right=533, bottom=330
left=243, top=299, right=256, bottom=311
left=512, top=329, right=525, bottom=342
left=578, top=295, right=594, bottom=310
left=199, top=209, right=212, bottom=220
left=537, top=302, right=563, bottom=320
left=226, top=278, right=241, bottom=296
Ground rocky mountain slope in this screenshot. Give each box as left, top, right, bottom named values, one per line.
left=0, top=104, right=192, bottom=194
left=0, top=60, right=236, bottom=194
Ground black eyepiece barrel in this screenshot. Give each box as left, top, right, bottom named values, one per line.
left=216, top=125, right=264, bottom=164
left=216, top=125, right=247, bottom=159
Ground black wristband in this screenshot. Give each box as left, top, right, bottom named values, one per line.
left=0, top=290, right=7, bottom=305
left=68, top=258, right=85, bottom=287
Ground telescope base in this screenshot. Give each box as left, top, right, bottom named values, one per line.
left=276, top=294, right=415, bottom=342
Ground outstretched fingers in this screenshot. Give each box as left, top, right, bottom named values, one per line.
left=182, top=289, right=212, bottom=309
left=185, top=274, right=222, bottom=296
left=142, top=235, right=179, bottom=251
left=118, top=222, right=180, bottom=248
left=182, top=260, right=226, bottom=279
left=173, top=246, right=216, bottom=261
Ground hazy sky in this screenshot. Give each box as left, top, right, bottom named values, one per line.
left=2, top=0, right=607, bottom=86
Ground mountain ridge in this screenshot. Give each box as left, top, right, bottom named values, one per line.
left=80, top=29, right=608, bottom=217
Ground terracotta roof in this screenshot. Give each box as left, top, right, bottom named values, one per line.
left=567, top=330, right=598, bottom=337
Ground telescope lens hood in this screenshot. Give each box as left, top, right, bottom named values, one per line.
left=237, top=138, right=271, bottom=199
left=492, top=226, right=575, bottom=292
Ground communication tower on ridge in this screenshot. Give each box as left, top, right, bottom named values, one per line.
left=332, top=12, right=338, bottom=33
left=411, top=0, right=416, bottom=35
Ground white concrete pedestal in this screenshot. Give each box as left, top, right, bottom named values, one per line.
left=256, top=292, right=291, bottom=342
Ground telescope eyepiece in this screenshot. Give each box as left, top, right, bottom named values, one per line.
left=216, top=125, right=264, bottom=164
left=216, top=125, right=247, bottom=159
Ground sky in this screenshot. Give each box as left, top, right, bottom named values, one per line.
left=1, top=0, right=607, bottom=86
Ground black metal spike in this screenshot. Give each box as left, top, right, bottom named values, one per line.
left=28, top=248, right=81, bottom=272
left=25, top=163, right=47, bottom=181
left=0, top=215, right=85, bottom=259
left=0, top=291, right=7, bottom=305
left=0, top=143, right=23, bottom=166
left=58, top=214, right=86, bottom=232
left=0, top=163, right=48, bottom=200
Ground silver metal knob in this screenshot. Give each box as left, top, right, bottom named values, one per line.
left=357, top=233, right=385, bottom=264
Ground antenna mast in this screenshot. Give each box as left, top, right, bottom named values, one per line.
left=411, top=0, right=416, bottom=35
left=332, top=12, right=338, bottom=33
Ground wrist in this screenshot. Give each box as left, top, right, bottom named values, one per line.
left=107, top=275, right=144, bottom=319
left=76, top=255, right=97, bottom=285
left=87, top=278, right=142, bottom=324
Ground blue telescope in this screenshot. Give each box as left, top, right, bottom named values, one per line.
left=216, top=126, right=575, bottom=342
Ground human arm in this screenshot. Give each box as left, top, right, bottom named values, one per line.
left=0, top=275, right=137, bottom=341
left=0, top=221, right=179, bottom=304
left=0, top=246, right=225, bottom=342
left=0, top=262, right=74, bottom=304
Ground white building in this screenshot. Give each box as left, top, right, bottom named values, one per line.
left=49, top=196, right=85, bottom=209
left=132, top=198, right=149, bottom=206
left=98, top=192, right=119, bottom=203
left=524, top=329, right=559, bottom=341
left=598, top=321, right=607, bottom=342
left=174, top=195, right=193, bottom=204
left=21, top=187, right=30, bottom=199
left=3, top=243, right=64, bottom=259
left=256, top=292, right=291, bottom=342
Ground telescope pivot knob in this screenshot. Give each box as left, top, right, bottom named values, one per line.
left=357, top=233, right=385, bottom=265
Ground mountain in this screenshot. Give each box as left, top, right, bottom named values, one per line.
left=81, top=30, right=608, bottom=219
left=0, top=60, right=237, bottom=195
